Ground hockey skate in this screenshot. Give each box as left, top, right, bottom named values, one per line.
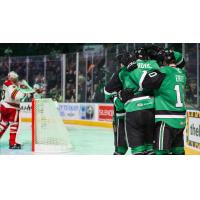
left=9, top=143, right=22, bottom=149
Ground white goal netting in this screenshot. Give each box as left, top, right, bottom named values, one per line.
left=32, top=98, right=71, bottom=153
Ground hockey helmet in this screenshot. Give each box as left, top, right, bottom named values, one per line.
left=163, top=49, right=176, bottom=64
left=8, top=71, right=19, bottom=81
left=145, top=45, right=163, bottom=60
left=117, top=52, right=135, bottom=66
left=134, top=47, right=147, bottom=60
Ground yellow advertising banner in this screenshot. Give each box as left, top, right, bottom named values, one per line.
left=185, top=111, right=200, bottom=155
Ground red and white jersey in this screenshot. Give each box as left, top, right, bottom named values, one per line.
left=1, top=80, right=25, bottom=110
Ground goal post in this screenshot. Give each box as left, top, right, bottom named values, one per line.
left=32, top=98, right=72, bottom=153
left=32, top=98, right=35, bottom=152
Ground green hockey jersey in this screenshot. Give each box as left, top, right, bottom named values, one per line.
left=154, top=66, right=186, bottom=128
left=104, top=66, right=127, bottom=119
left=123, top=59, right=160, bottom=112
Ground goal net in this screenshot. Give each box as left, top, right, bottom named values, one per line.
left=32, top=98, right=71, bottom=153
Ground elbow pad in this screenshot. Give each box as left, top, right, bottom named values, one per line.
left=142, top=70, right=165, bottom=89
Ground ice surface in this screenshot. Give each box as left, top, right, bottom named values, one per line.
left=0, top=122, right=114, bottom=155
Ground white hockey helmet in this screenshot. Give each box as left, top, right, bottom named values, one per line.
left=8, top=71, right=19, bottom=81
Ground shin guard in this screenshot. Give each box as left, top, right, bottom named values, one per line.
left=9, top=122, right=19, bottom=145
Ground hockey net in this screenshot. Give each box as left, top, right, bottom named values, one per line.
left=32, top=98, right=71, bottom=153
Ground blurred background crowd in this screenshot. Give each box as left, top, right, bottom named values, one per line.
left=0, top=43, right=199, bottom=109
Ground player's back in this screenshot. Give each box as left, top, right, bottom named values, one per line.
left=154, top=66, right=186, bottom=128
left=123, top=59, right=160, bottom=112
left=124, top=59, right=160, bottom=91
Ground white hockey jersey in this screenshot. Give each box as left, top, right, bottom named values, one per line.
left=1, top=80, right=25, bottom=110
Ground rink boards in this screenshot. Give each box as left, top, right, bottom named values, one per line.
left=20, top=102, right=200, bottom=155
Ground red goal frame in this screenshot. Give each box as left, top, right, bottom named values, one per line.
left=32, top=99, right=35, bottom=152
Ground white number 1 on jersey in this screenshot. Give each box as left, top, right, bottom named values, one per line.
left=174, top=85, right=183, bottom=107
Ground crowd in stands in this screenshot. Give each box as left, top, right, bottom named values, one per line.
left=0, top=44, right=199, bottom=108
left=0, top=56, right=63, bottom=102
left=0, top=58, right=9, bottom=84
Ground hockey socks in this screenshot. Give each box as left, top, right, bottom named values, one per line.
left=114, top=146, right=128, bottom=155
left=144, top=144, right=154, bottom=155
left=154, top=150, right=170, bottom=155
left=155, top=147, right=185, bottom=155
left=9, top=133, right=17, bottom=146
left=131, top=145, right=146, bottom=155
left=171, top=147, right=185, bottom=155
left=9, top=123, right=19, bottom=145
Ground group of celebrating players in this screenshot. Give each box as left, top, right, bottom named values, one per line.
left=0, top=44, right=186, bottom=154
left=104, top=45, right=186, bottom=155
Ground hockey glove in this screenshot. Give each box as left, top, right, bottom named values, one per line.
left=126, top=61, right=138, bottom=72
left=118, top=89, right=135, bottom=103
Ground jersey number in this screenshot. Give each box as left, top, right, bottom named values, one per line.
left=174, top=85, right=183, bottom=107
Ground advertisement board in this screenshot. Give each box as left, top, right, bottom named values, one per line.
left=79, top=104, right=95, bottom=120
left=20, top=102, right=113, bottom=123
left=185, top=110, right=200, bottom=151
left=59, top=103, right=80, bottom=120
left=20, top=102, right=32, bottom=119
left=98, top=104, right=114, bottom=121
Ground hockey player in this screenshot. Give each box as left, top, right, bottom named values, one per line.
left=170, top=49, right=185, bottom=69
left=145, top=45, right=163, bottom=61
left=0, top=71, right=30, bottom=149
left=136, top=45, right=185, bottom=69
left=118, top=47, right=160, bottom=155
left=141, top=50, right=186, bottom=155
left=156, top=47, right=185, bottom=69
left=104, top=52, right=135, bottom=155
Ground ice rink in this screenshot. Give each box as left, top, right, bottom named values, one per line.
left=0, top=122, right=199, bottom=155
left=0, top=123, right=114, bottom=155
